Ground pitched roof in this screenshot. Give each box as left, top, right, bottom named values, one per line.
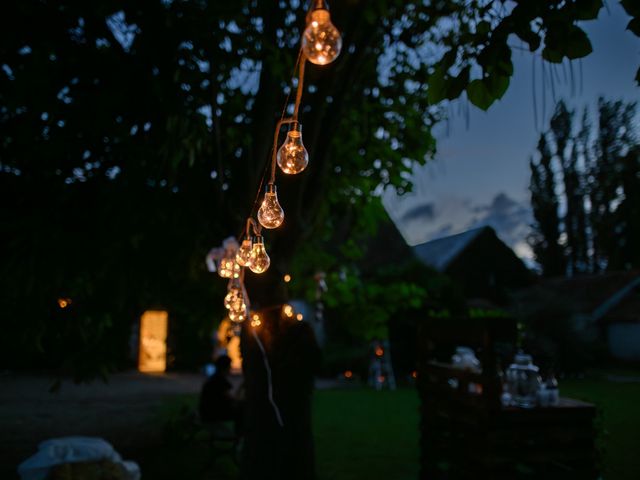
left=412, top=227, right=489, bottom=272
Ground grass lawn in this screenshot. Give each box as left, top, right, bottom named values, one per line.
left=314, top=388, right=419, bottom=480
left=561, top=373, right=640, bottom=480
left=147, top=374, right=639, bottom=480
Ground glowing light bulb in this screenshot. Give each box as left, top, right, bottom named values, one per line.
left=236, top=238, right=253, bottom=267
left=218, top=238, right=240, bottom=278
left=277, top=123, right=309, bottom=175
left=229, top=304, right=247, bottom=323
left=249, top=235, right=270, bottom=274
left=250, top=314, right=262, bottom=328
left=282, top=304, right=294, bottom=318
left=257, top=184, right=284, bottom=229
left=224, top=285, right=242, bottom=310
left=301, top=7, right=342, bottom=65
left=227, top=285, right=248, bottom=323
left=219, top=257, right=241, bottom=279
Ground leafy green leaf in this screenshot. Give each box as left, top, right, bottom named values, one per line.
left=575, top=0, right=602, bottom=20
left=542, top=46, right=564, bottom=63
left=628, top=18, right=640, bottom=37
left=486, top=74, right=510, bottom=100
left=466, top=79, right=493, bottom=110
left=621, top=0, right=640, bottom=18
left=565, top=26, right=593, bottom=59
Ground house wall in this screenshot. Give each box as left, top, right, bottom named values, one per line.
left=446, top=229, right=531, bottom=302
left=608, top=323, right=640, bottom=361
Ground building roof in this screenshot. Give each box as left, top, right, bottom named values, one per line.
left=412, top=227, right=489, bottom=272
left=511, top=270, right=640, bottom=324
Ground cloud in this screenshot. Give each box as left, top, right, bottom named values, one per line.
left=464, top=192, right=533, bottom=256
left=388, top=191, right=534, bottom=263
left=401, top=203, right=435, bottom=222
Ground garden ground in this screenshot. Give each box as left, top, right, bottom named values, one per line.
left=1, top=370, right=638, bottom=479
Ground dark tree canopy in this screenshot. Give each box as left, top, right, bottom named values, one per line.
left=0, top=0, right=625, bottom=376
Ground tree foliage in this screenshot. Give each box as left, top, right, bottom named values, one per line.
left=529, top=98, right=640, bottom=276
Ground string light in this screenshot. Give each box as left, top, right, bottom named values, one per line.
left=219, top=257, right=241, bottom=279
left=218, top=238, right=241, bottom=278
left=249, top=235, right=271, bottom=274
left=277, top=123, right=309, bottom=174
left=228, top=283, right=249, bottom=323
left=257, top=184, right=285, bottom=229
left=236, top=238, right=253, bottom=267
left=208, top=1, right=342, bottom=328
left=302, top=1, right=342, bottom=65
left=224, top=282, right=243, bottom=310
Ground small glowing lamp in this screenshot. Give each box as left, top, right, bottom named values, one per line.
left=282, top=304, right=294, bottom=318
left=250, top=314, right=262, bottom=328
left=57, top=298, right=71, bottom=309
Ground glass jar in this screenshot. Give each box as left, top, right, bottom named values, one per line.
left=505, top=352, right=541, bottom=408
left=451, top=346, right=481, bottom=372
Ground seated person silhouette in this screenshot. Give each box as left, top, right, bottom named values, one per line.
left=199, top=355, right=243, bottom=435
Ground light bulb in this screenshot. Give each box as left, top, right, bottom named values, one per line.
left=227, top=284, right=248, bottom=323
left=301, top=7, right=342, bottom=65
left=257, top=184, right=285, bottom=229
left=236, top=238, right=253, bottom=267
left=219, top=256, right=241, bottom=279
left=228, top=303, right=247, bottom=323
left=277, top=123, right=309, bottom=175
left=249, top=235, right=270, bottom=274
left=224, top=285, right=242, bottom=310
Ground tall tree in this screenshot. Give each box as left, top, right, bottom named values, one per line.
left=588, top=98, right=639, bottom=270
left=529, top=133, right=565, bottom=276
left=529, top=98, right=639, bottom=276
left=550, top=101, right=589, bottom=274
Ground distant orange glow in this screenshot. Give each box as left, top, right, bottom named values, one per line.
left=282, top=304, right=294, bottom=318
left=283, top=274, right=292, bottom=283
left=57, top=298, right=71, bottom=309
left=375, top=346, right=384, bottom=357
left=138, top=310, right=168, bottom=373
left=344, top=370, right=353, bottom=379
left=296, top=313, right=304, bottom=321
left=411, top=370, right=418, bottom=379
left=251, top=314, right=262, bottom=327
left=377, top=375, right=385, bottom=383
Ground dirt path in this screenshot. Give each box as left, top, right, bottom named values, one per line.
left=0, top=371, right=203, bottom=478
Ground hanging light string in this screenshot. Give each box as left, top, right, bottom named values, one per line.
left=242, top=48, right=305, bottom=235
left=268, top=55, right=306, bottom=185
left=206, top=0, right=343, bottom=430
left=211, top=0, right=342, bottom=322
